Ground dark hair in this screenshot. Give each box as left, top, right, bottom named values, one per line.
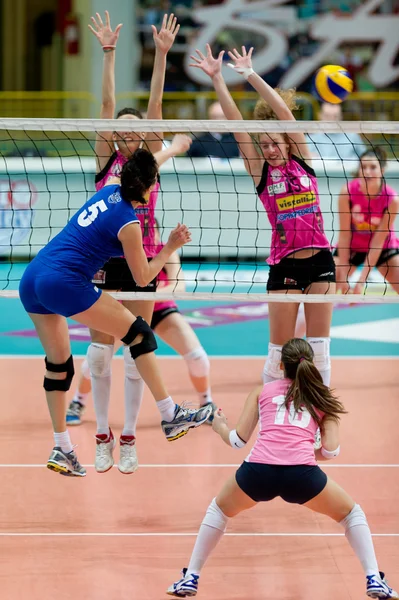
left=281, top=338, right=347, bottom=426
left=116, top=107, right=143, bottom=119
left=120, top=148, right=158, bottom=204
left=359, top=146, right=387, bottom=170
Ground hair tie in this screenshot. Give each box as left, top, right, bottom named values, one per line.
left=299, top=357, right=306, bottom=363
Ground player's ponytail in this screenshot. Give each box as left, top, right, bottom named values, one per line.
left=282, top=338, right=346, bottom=425
left=120, top=148, right=158, bottom=204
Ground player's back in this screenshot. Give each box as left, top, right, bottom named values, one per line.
left=36, top=184, right=139, bottom=279
left=247, top=379, right=322, bottom=466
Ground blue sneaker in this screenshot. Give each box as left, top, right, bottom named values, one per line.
left=167, top=568, right=199, bottom=597
left=367, top=572, right=399, bottom=599
left=161, top=404, right=213, bottom=442
left=47, top=446, right=86, bottom=477
left=66, top=400, right=85, bottom=426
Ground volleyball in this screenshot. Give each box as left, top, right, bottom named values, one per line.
left=314, top=65, right=353, bottom=104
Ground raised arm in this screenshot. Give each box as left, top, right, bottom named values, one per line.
left=336, top=185, right=352, bottom=294
left=228, top=47, right=311, bottom=165
left=88, top=11, right=122, bottom=172
left=189, top=45, right=263, bottom=183
left=119, top=222, right=191, bottom=288
left=211, top=385, right=261, bottom=448
left=354, top=195, right=399, bottom=294
left=154, top=134, right=192, bottom=167
left=146, top=14, right=180, bottom=155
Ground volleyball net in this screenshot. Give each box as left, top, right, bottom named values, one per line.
left=0, top=117, right=398, bottom=304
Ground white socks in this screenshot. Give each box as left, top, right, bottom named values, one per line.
left=187, top=498, right=229, bottom=576
left=87, top=343, right=114, bottom=435
left=156, top=396, right=176, bottom=422
left=123, top=347, right=144, bottom=436
left=73, top=392, right=88, bottom=405
left=198, top=388, right=213, bottom=406
left=308, top=337, right=331, bottom=386
left=340, top=504, right=380, bottom=578
left=54, top=430, right=73, bottom=454
left=262, top=343, right=284, bottom=383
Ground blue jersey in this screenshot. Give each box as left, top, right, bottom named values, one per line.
left=36, top=184, right=139, bottom=279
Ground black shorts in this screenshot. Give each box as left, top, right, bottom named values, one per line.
left=150, top=306, right=180, bottom=330
left=267, top=249, right=336, bottom=292
left=235, top=461, right=327, bottom=504
left=92, top=257, right=157, bottom=292
left=333, top=247, right=399, bottom=268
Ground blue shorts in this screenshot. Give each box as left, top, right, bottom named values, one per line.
left=235, top=461, right=327, bottom=504
left=19, top=258, right=102, bottom=318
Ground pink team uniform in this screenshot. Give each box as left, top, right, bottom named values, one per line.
left=246, top=379, right=323, bottom=466
left=256, top=156, right=331, bottom=265
left=346, top=179, right=399, bottom=252
left=95, top=150, right=160, bottom=257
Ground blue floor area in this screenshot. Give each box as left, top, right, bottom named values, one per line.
left=1, top=263, right=399, bottom=356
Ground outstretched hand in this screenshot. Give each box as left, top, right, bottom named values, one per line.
left=227, top=46, right=254, bottom=77
left=152, top=13, right=180, bottom=55
left=189, top=44, right=225, bottom=79
left=88, top=10, right=122, bottom=48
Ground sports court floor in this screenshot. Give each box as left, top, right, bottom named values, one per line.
left=0, top=263, right=398, bottom=600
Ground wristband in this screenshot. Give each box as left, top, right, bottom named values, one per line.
left=103, top=45, right=116, bottom=52
left=320, top=445, right=340, bottom=459
left=229, top=429, right=246, bottom=449
left=227, top=63, right=255, bottom=80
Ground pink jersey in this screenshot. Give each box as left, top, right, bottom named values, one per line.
left=154, top=243, right=178, bottom=313
left=95, top=150, right=160, bottom=257
left=246, top=379, right=323, bottom=466
left=257, top=156, right=331, bottom=265
left=347, top=179, right=399, bottom=252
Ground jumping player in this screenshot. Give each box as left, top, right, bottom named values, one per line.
left=335, top=147, right=399, bottom=295
left=189, top=45, right=335, bottom=390
left=87, top=11, right=192, bottom=474
left=167, top=338, right=398, bottom=599
left=19, top=149, right=212, bottom=478
left=67, top=223, right=215, bottom=457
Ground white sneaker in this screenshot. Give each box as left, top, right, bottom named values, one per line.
left=118, top=435, right=138, bottom=474
left=367, top=572, right=399, bottom=599
left=95, top=429, right=115, bottom=473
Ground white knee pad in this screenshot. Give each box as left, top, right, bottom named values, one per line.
left=123, top=346, right=142, bottom=380
left=262, top=343, right=284, bottom=383
left=202, top=498, right=228, bottom=532
left=184, top=346, right=210, bottom=379
left=308, top=337, right=331, bottom=385
left=86, top=343, right=113, bottom=378
left=340, top=504, right=367, bottom=532
left=81, top=358, right=90, bottom=380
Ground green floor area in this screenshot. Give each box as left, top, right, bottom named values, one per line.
left=1, top=293, right=398, bottom=357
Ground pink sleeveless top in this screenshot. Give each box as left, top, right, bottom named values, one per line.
left=347, top=179, right=399, bottom=252
left=95, top=150, right=160, bottom=258
left=256, top=156, right=331, bottom=265
left=154, top=243, right=178, bottom=313
left=246, top=379, right=323, bottom=466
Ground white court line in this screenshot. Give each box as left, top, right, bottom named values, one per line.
left=0, top=464, right=398, bottom=468
left=1, top=355, right=399, bottom=360
left=0, top=532, right=398, bottom=537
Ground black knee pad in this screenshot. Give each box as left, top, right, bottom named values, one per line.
left=121, top=316, right=157, bottom=360
left=44, top=355, right=75, bottom=392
